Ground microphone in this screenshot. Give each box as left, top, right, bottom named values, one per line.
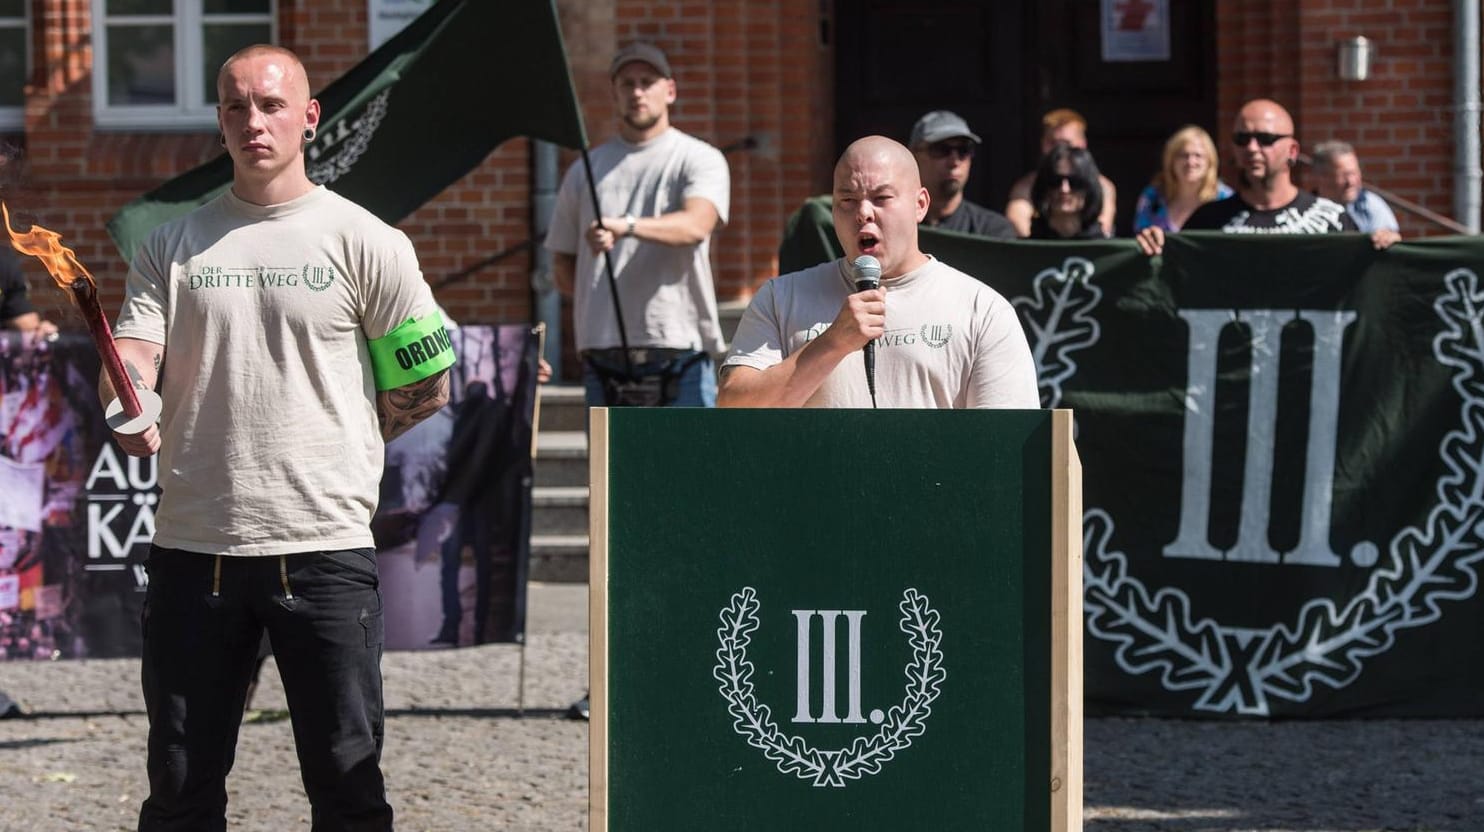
left=851, top=255, right=881, bottom=403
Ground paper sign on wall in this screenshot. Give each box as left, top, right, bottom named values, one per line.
left=1101, top=0, right=1171, bottom=62
left=369, top=0, right=436, bottom=50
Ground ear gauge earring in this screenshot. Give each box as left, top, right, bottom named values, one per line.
left=303, top=127, right=316, bottom=142
left=218, top=133, right=226, bottom=147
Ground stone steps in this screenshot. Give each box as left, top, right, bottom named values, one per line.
left=530, top=386, right=589, bottom=582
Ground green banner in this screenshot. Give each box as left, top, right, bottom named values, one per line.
left=107, top=0, right=587, bottom=262
left=782, top=197, right=1484, bottom=717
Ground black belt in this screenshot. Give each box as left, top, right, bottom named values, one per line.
left=582, top=347, right=699, bottom=366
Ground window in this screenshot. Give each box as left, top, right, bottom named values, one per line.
left=0, top=1, right=28, bottom=130
left=92, top=0, right=275, bottom=129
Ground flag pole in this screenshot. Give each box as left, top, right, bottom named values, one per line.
left=578, top=147, right=635, bottom=377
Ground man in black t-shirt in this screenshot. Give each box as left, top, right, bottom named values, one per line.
left=909, top=110, right=1017, bottom=239
left=0, top=248, right=56, bottom=337
left=1184, top=186, right=1354, bottom=234
left=1137, top=98, right=1393, bottom=254
left=0, top=248, right=40, bottom=331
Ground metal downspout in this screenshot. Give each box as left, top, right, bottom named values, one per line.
left=1455, top=0, right=1481, bottom=233
left=531, top=140, right=562, bottom=366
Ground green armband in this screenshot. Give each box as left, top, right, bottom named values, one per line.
left=368, top=313, right=456, bottom=391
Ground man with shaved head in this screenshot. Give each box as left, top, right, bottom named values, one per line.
left=719, top=136, right=1037, bottom=408
left=1136, top=99, right=1382, bottom=255
left=105, top=44, right=449, bottom=829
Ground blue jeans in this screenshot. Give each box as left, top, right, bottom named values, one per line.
left=581, top=349, right=716, bottom=407
left=138, top=546, right=391, bottom=831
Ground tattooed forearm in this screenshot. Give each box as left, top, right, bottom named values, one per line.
left=377, top=368, right=451, bottom=441
left=100, top=339, right=162, bottom=406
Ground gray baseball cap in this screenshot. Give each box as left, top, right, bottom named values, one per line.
left=610, top=42, right=673, bottom=79
left=909, top=110, right=982, bottom=147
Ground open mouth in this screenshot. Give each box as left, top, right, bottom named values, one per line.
left=858, top=233, right=881, bottom=255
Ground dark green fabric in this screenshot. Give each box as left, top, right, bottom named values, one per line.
left=603, top=409, right=1051, bottom=829
left=107, top=0, right=586, bottom=263
left=778, top=198, right=1484, bottom=717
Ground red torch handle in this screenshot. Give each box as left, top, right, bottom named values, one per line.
left=70, top=278, right=142, bottom=419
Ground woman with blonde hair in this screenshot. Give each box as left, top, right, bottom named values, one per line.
left=1133, top=125, right=1232, bottom=231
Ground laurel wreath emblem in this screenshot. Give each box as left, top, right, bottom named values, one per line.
left=713, top=587, right=946, bottom=787
left=1015, top=260, right=1484, bottom=715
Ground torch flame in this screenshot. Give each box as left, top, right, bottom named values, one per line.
left=2, top=201, right=96, bottom=290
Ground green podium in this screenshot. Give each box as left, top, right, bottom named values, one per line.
left=589, top=409, right=1082, bottom=831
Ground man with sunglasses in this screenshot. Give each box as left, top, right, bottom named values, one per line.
left=908, top=111, right=1016, bottom=239
left=1136, top=99, right=1398, bottom=255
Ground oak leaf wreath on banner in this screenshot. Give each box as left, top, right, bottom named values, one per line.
left=307, top=90, right=391, bottom=186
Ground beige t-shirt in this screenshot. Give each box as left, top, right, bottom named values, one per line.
left=114, top=186, right=438, bottom=556
left=545, top=127, right=730, bottom=353
left=723, top=257, right=1039, bottom=409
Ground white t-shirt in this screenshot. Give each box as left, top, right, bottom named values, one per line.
left=114, top=186, right=439, bottom=556
left=723, top=257, right=1040, bottom=409
left=546, top=127, right=730, bottom=353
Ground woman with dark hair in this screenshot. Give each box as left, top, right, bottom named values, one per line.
left=1028, top=143, right=1108, bottom=239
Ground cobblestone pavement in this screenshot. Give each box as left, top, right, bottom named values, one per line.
left=1, top=583, right=1481, bottom=831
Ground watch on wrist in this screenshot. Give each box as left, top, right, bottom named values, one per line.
left=623, top=213, right=637, bottom=237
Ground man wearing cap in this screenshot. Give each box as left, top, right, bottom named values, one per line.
left=546, top=41, right=730, bottom=407
left=0, top=252, right=56, bottom=337
left=909, top=110, right=1016, bottom=239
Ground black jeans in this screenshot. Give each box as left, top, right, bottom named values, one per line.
left=138, top=546, right=392, bottom=831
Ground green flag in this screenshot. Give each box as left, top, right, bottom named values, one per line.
left=107, top=0, right=588, bottom=263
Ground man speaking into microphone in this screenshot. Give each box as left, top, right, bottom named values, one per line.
left=718, top=136, right=1037, bottom=408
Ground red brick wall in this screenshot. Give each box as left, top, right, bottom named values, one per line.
left=20, top=1, right=1467, bottom=340
left=1217, top=0, right=1462, bottom=237
left=15, top=0, right=835, bottom=344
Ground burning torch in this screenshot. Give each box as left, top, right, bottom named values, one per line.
left=2, top=203, right=162, bottom=435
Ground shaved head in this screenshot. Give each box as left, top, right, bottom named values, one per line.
left=834, top=136, right=923, bottom=192
left=1231, top=97, right=1300, bottom=198
left=1235, top=98, right=1295, bottom=137
left=832, top=136, right=929, bottom=278
left=217, top=44, right=311, bottom=102
left=216, top=43, right=321, bottom=203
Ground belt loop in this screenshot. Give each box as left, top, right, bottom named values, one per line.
left=211, top=555, right=222, bottom=598
left=279, top=555, right=294, bottom=601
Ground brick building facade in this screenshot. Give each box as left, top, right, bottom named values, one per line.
left=1219, top=1, right=1462, bottom=236
left=5, top=0, right=1477, bottom=367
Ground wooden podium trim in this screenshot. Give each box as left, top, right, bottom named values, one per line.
left=589, top=407, right=610, bottom=832
left=1051, top=409, right=1084, bottom=831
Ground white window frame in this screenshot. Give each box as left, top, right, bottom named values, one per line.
left=91, top=0, right=276, bottom=130
left=0, top=5, right=30, bottom=130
